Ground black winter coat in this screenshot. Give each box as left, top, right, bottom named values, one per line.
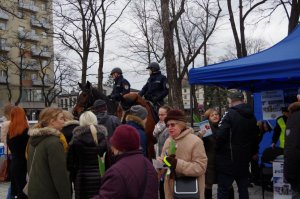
left=7, top=128, right=29, bottom=199
left=67, top=125, right=107, bottom=199
left=139, top=71, right=168, bottom=105
left=111, top=75, right=130, bottom=101
left=61, top=120, right=79, bottom=143
left=96, top=112, right=120, bottom=138
left=284, top=102, right=300, bottom=192
left=216, top=103, right=259, bottom=177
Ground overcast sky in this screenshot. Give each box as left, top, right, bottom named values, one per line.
left=56, top=1, right=290, bottom=91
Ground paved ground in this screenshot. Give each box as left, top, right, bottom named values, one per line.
left=0, top=181, right=273, bottom=199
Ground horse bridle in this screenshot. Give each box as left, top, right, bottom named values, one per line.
left=82, top=88, right=95, bottom=112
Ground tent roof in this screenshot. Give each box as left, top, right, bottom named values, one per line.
left=188, top=25, right=300, bottom=92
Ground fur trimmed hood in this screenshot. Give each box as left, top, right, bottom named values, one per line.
left=29, top=127, right=61, bottom=137
left=126, top=115, right=145, bottom=128
left=288, top=102, right=300, bottom=113
left=63, top=120, right=79, bottom=127
left=72, top=124, right=108, bottom=140
left=28, top=127, right=68, bottom=152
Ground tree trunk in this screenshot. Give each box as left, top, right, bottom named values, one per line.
left=288, top=0, right=300, bottom=34
left=227, top=0, right=242, bottom=58
left=161, top=0, right=183, bottom=109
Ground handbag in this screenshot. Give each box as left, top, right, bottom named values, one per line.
left=0, top=148, right=10, bottom=182
left=23, top=148, right=37, bottom=196
left=0, top=158, right=9, bottom=181
left=173, top=176, right=199, bottom=199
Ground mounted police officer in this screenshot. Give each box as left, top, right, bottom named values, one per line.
left=138, top=62, right=169, bottom=107
left=109, top=67, right=130, bottom=102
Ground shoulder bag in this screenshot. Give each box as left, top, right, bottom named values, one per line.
left=173, top=176, right=199, bottom=199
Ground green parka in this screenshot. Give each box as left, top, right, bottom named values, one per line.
left=27, top=127, right=71, bottom=199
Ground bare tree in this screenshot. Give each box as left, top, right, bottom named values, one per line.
left=53, top=0, right=95, bottom=84
left=90, top=0, right=132, bottom=91
left=121, top=0, right=164, bottom=68
left=37, top=54, right=77, bottom=107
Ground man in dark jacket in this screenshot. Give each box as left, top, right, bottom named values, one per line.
left=216, top=91, right=259, bottom=199
left=92, top=124, right=158, bottom=199
left=92, top=99, right=121, bottom=138
left=109, top=67, right=130, bottom=102
left=139, top=62, right=168, bottom=106
left=271, top=107, right=290, bottom=148
left=284, top=95, right=300, bottom=198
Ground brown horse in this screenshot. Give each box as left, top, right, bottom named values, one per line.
left=73, top=81, right=118, bottom=118
left=118, top=92, right=157, bottom=160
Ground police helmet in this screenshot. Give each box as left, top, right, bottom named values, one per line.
left=110, top=67, right=122, bottom=75
left=146, top=62, right=160, bottom=72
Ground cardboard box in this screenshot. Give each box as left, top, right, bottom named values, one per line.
left=273, top=159, right=292, bottom=199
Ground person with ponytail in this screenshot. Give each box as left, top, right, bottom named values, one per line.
left=7, top=106, right=29, bottom=199
left=27, top=107, right=71, bottom=199
left=67, top=111, right=107, bottom=199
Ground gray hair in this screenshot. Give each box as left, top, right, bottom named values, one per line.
left=79, top=111, right=98, bottom=126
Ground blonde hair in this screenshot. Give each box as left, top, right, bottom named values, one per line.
left=62, top=110, right=74, bottom=121
left=79, top=111, right=97, bottom=126
left=204, top=108, right=219, bottom=120
left=34, top=107, right=63, bottom=128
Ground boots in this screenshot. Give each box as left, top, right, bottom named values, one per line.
left=205, top=188, right=212, bottom=199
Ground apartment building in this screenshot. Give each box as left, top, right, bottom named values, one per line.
left=0, top=0, right=54, bottom=119
left=182, top=78, right=204, bottom=110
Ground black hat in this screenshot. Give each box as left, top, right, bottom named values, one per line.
left=92, top=99, right=107, bottom=111
left=146, top=62, right=160, bottom=71
left=110, top=67, right=122, bottom=75
left=228, top=91, right=244, bottom=100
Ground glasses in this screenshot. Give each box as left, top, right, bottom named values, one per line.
left=166, top=122, right=178, bottom=128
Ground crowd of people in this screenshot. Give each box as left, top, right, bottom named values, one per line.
left=0, top=62, right=299, bottom=199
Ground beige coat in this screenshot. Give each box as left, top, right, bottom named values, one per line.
left=161, top=127, right=207, bottom=199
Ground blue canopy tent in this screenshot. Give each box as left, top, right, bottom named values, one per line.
left=188, top=25, right=300, bottom=92
left=188, top=25, right=300, bottom=165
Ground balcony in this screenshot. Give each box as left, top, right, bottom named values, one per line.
left=0, top=44, right=10, bottom=52
left=18, top=2, right=39, bottom=13
left=31, top=19, right=50, bottom=29
left=31, top=50, right=51, bottom=58
left=32, top=79, right=51, bottom=86
left=19, top=31, right=40, bottom=42
left=0, top=10, right=9, bottom=20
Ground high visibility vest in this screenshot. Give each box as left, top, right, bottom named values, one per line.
left=278, top=117, right=286, bottom=148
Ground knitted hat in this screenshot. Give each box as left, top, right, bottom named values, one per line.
left=165, top=109, right=187, bottom=123
left=228, top=91, right=244, bottom=100
left=92, top=99, right=107, bottom=112
left=129, top=105, right=148, bottom=120
left=110, top=124, right=140, bottom=151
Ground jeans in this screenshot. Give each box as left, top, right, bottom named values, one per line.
left=6, top=184, right=11, bottom=199
left=218, top=173, right=249, bottom=199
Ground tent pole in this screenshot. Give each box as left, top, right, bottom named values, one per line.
left=190, top=84, right=194, bottom=127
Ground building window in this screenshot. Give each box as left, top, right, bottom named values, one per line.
left=0, top=22, right=6, bottom=30
left=183, top=95, right=187, bottom=99
left=31, top=73, right=37, bottom=80
left=22, top=89, right=43, bottom=102
left=42, top=32, right=47, bottom=39
left=60, top=99, right=64, bottom=107
left=183, top=89, right=186, bottom=93
left=65, top=99, right=68, bottom=108
left=0, top=69, right=6, bottom=77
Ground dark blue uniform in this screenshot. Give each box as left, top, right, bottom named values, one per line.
left=139, top=71, right=168, bottom=105
left=111, top=75, right=130, bottom=101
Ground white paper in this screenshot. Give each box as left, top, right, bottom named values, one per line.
left=199, top=120, right=213, bottom=138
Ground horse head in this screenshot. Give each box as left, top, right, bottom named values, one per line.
left=73, top=81, right=95, bottom=118
left=73, top=81, right=119, bottom=118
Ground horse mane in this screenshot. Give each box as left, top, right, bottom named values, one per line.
left=91, top=87, right=108, bottom=100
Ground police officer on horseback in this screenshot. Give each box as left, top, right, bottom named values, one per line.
left=138, top=62, right=169, bottom=107
left=109, top=67, right=131, bottom=102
